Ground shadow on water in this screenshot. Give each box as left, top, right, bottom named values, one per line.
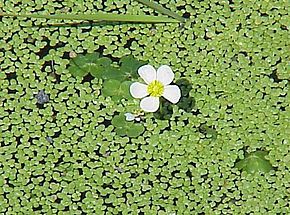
left=154, top=78, right=196, bottom=120
left=175, top=78, right=196, bottom=113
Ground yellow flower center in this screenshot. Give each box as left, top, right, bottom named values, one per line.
left=147, top=80, right=164, bottom=97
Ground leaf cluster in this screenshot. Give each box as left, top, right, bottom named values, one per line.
left=68, top=53, right=146, bottom=101
left=111, top=113, right=145, bottom=138
left=235, top=151, right=273, bottom=174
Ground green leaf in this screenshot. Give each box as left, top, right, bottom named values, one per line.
left=68, top=52, right=115, bottom=79
left=120, top=81, right=133, bottom=99
left=177, top=97, right=195, bottom=112
left=112, top=114, right=145, bottom=138
left=153, top=98, right=173, bottom=120
left=111, top=114, right=126, bottom=128
left=235, top=151, right=273, bottom=174
left=127, top=124, right=145, bottom=138
left=67, top=54, right=92, bottom=77
left=119, top=55, right=147, bottom=80
left=0, top=13, right=180, bottom=23
left=102, top=79, right=121, bottom=96
left=115, top=127, right=127, bottom=136
left=68, top=54, right=148, bottom=80
left=102, top=80, right=133, bottom=101
left=135, top=0, right=186, bottom=22
left=89, top=57, right=112, bottom=78
left=81, top=53, right=100, bottom=64
left=101, top=68, right=124, bottom=80
left=68, top=53, right=100, bottom=78
left=67, top=63, right=88, bottom=77
left=0, top=72, right=6, bottom=79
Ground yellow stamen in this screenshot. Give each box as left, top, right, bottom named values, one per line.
left=147, top=80, right=164, bottom=97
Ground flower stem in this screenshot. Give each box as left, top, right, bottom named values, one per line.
left=159, top=100, right=164, bottom=115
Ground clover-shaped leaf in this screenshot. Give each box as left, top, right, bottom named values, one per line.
left=112, top=113, right=144, bottom=138
left=102, top=80, right=132, bottom=101
left=102, top=68, right=125, bottom=80
left=68, top=52, right=114, bottom=78
left=119, top=55, right=147, bottom=80
left=111, top=114, right=125, bottom=127
left=126, top=124, right=144, bottom=137
left=235, top=151, right=273, bottom=174
left=68, top=53, right=147, bottom=81
left=68, top=53, right=100, bottom=77
left=89, top=57, right=113, bottom=78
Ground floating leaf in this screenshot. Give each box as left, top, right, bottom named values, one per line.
left=175, top=78, right=195, bottom=112
left=126, top=124, right=145, bottom=138
left=89, top=57, right=113, bottom=78
left=101, top=68, right=124, bottom=80
left=115, top=127, right=127, bottom=136
left=111, top=114, right=145, bottom=138
left=68, top=59, right=89, bottom=78
left=175, top=78, right=193, bottom=96
left=68, top=53, right=148, bottom=80
left=111, top=114, right=125, bottom=128
left=235, top=151, right=273, bottom=174
left=120, top=81, right=132, bottom=99
left=68, top=53, right=100, bottom=78
left=80, top=53, right=100, bottom=65
left=119, top=55, right=147, bottom=80
left=102, top=80, right=132, bottom=101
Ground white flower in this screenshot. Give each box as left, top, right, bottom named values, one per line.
left=130, top=65, right=181, bottom=112
left=124, top=112, right=135, bottom=121
left=124, top=112, right=141, bottom=122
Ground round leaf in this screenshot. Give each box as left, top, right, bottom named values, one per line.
left=111, top=114, right=126, bottom=128
left=119, top=55, right=147, bottom=80
left=235, top=151, right=273, bottom=174
left=126, top=124, right=145, bottom=138
left=90, top=57, right=112, bottom=78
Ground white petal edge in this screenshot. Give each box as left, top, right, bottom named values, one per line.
left=162, top=85, right=181, bottom=104
left=156, top=65, right=174, bottom=86
left=130, top=82, right=148, bottom=98
left=138, top=65, right=156, bottom=84
left=140, top=96, right=160, bottom=112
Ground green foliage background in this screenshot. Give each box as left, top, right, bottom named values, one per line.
left=0, top=0, right=289, bottom=214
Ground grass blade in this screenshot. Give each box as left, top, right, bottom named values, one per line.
left=135, top=0, right=185, bottom=22
left=0, top=12, right=180, bottom=23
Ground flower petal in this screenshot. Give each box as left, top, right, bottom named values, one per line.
left=130, top=82, right=148, bottom=98
left=156, top=65, right=174, bottom=85
left=124, top=113, right=135, bottom=121
left=140, top=96, right=160, bottom=112
left=138, top=65, right=156, bottom=84
left=162, top=85, right=181, bottom=104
